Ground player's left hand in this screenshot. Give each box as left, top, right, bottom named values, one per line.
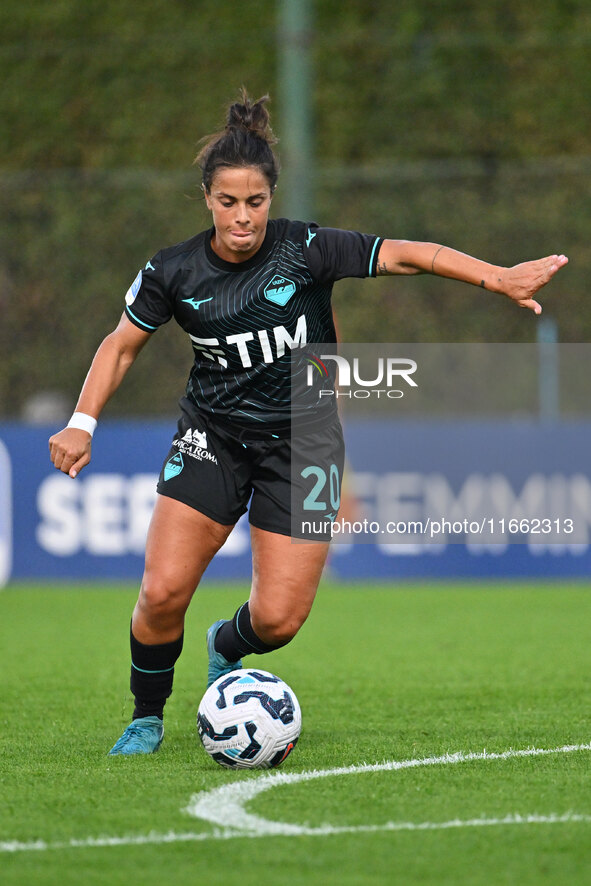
left=501, top=254, right=568, bottom=314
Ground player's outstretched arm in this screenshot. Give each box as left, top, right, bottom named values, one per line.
left=376, top=240, right=568, bottom=314
left=49, top=315, right=151, bottom=478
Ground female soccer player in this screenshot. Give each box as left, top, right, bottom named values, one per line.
left=48, top=90, right=568, bottom=755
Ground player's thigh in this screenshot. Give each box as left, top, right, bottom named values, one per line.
left=248, top=525, right=330, bottom=644
left=136, top=495, right=234, bottom=632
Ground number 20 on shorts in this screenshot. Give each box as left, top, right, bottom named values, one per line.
left=301, top=464, right=341, bottom=512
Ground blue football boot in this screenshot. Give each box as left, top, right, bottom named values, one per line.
left=108, top=716, right=164, bottom=755
left=206, top=620, right=242, bottom=687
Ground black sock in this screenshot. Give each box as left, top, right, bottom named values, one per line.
left=129, top=626, right=184, bottom=720
left=214, top=602, right=285, bottom=661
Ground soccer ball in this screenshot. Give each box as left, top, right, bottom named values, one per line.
left=197, top=669, right=301, bottom=769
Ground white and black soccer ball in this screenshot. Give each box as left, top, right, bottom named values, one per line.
left=197, top=669, right=301, bottom=769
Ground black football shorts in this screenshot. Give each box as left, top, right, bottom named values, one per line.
left=156, top=398, right=345, bottom=540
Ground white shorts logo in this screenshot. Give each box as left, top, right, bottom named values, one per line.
left=173, top=428, right=218, bottom=465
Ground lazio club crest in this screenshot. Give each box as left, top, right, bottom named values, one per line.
left=163, top=452, right=184, bottom=481
left=264, top=275, right=296, bottom=307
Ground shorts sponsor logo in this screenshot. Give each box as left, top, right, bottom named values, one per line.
left=183, top=428, right=207, bottom=448
left=173, top=428, right=218, bottom=465
left=164, top=452, right=184, bottom=481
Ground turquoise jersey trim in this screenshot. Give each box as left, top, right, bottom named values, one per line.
left=368, top=238, right=381, bottom=276
left=126, top=306, right=158, bottom=331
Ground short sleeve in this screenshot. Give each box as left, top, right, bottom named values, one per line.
left=123, top=252, right=173, bottom=332
left=303, top=224, right=383, bottom=284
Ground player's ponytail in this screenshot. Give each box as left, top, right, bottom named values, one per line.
left=196, top=88, right=280, bottom=193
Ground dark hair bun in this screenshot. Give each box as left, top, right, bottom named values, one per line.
left=196, top=88, right=281, bottom=192
left=226, top=89, right=277, bottom=144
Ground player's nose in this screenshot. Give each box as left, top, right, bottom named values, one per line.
left=234, top=202, right=249, bottom=224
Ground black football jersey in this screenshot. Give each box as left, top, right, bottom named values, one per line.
left=124, top=218, right=382, bottom=428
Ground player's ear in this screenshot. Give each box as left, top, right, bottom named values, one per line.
left=202, top=183, right=213, bottom=211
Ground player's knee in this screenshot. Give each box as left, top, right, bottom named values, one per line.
left=137, top=574, right=188, bottom=623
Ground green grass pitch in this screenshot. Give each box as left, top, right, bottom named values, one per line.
left=1, top=581, right=591, bottom=885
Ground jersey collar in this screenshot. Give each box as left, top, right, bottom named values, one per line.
left=204, top=222, right=276, bottom=273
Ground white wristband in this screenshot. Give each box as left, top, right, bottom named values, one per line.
left=67, top=412, right=98, bottom=437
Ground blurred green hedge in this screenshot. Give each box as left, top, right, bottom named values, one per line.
left=1, top=1, right=589, bottom=417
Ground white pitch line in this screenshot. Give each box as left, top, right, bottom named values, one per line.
left=3, top=813, right=591, bottom=854
left=184, top=741, right=591, bottom=835
left=0, top=831, right=215, bottom=853
left=2, top=741, right=590, bottom=853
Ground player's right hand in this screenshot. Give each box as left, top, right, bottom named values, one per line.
left=48, top=427, right=92, bottom=479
